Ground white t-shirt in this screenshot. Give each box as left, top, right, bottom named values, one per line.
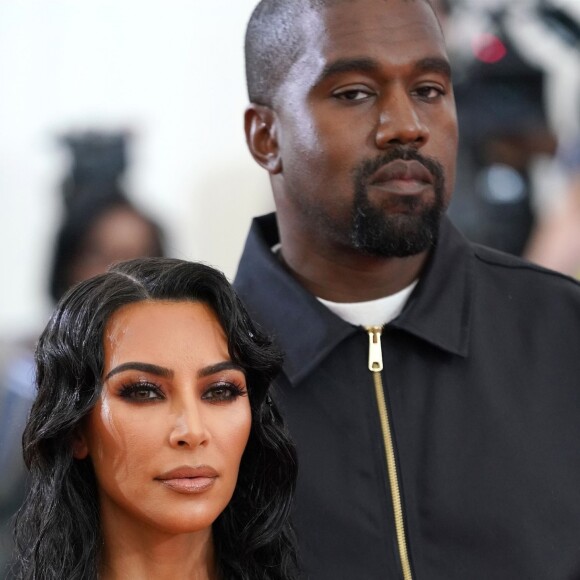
left=317, top=280, right=418, bottom=327
left=271, top=244, right=417, bottom=327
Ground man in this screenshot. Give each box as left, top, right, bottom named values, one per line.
left=234, top=1, right=580, bottom=578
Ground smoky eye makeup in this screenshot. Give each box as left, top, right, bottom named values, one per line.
left=109, top=366, right=248, bottom=404
left=201, top=378, right=248, bottom=404
left=118, top=381, right=165, bottom=402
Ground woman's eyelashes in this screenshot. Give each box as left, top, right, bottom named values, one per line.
left=116, top=378, right=247, bottom=404
left=202, top=382, right=248, bottom=404
left=119, top=381, right=165, bottom=402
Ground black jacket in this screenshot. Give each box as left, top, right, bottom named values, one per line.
left=234, top=212, right=580, bottom=580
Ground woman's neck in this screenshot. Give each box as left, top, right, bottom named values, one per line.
left=98, top=512, right=218, bottom=580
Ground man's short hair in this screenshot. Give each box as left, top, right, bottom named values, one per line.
left=244, top=0, right=435, bottom=107
left=244, top=0, right=330, bottom=106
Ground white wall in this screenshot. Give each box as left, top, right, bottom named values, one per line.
left=0, top=0, right=274, bottom=339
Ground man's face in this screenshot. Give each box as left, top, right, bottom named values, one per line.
left=271, top=0, right=458, bottom=257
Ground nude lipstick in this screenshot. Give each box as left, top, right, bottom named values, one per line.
left=155, top=465, right=218, bottom=494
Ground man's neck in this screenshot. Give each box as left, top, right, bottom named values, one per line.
left=278, top=240, right=429, bottom=303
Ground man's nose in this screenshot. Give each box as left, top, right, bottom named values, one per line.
left=168, top=399, right=210, bottom=449
left=375, top=88, right=429, bottom=149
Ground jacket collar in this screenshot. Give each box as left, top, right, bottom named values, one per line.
left=390, top=213, right=473, bottom=357
left=234, top=213, right=473, bottom=385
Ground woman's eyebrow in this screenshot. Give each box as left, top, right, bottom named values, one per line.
left=104, top=362, right=173, bottom=380
left=198, top=361, right=245, bottom=378
left=104, top=360, right=245, bottom=381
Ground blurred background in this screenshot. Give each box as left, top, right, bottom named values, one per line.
left=441, top=0, right=580, bottom=267
left=1, top=0, right=580, bottom=572
left=0, top=0, right=275, bottom=344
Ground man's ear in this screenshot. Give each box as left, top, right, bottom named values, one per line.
left=71, top=429, right=89, bottom=460
left=244, top=104, right=282, bottom=174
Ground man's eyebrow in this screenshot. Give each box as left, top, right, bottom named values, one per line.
left=414, top=57, right=452, bottom=79
left=198, top=361, right=246, bottom=378
left=314, top=55, right=452, bottom=86
left=315, top=57, right=380, bottom=85
left=105, top=362, right=173, bottom=380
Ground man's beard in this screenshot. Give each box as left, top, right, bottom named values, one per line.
left=350, top=147, right=447, bottom=258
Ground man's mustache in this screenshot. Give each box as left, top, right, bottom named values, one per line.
left=354, top=147, right=445, bottom=189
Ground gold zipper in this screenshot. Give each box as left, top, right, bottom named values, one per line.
left=367, top=326, right=413, bottom=580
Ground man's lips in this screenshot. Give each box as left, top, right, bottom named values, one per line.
left=155, top=465, right=218, bottom=494
left=369, top=159, right=434, bottom=195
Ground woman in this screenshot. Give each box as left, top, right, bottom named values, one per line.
left=0, top=185, right=166, bottom=571
left=11, top=258, right=297, bottom=580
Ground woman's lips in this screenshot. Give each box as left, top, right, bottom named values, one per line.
left=155, top=465, right=218, bottom=494
left=159, top=477, right=216, bottom=493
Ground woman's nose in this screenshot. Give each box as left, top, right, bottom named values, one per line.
left=168, top=401, right=210, bottom=449
left=375, top=89, right=429, bottom=149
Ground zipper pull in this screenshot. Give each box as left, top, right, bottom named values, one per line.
left=367, top=326, right=383, bottom=372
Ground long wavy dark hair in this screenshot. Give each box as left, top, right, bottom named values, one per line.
left=12, top=258, right=298, bottom=579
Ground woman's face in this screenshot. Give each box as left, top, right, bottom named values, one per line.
left=75, top=300, right=252, bottom=536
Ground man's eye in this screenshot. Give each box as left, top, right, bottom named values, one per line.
left=119, top=383, right=164, bottom=401
left=333, top=89, right=372, bottom=101
left=414, top=85, right=444, bottom=100
left=202, top=383, right=247, bottom=403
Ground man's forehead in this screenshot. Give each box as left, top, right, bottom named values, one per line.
left=302, top=0, right=435, bottom=22
left=287, top=0, right=444, bottom=78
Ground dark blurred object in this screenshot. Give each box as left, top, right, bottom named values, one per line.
left=448, top=9, right=558, bottom=256
left=537, top=0, right=580, bottom=50
left=455, top=29, right=547, bottom=142
left=60, top=130, right=130, bottom=209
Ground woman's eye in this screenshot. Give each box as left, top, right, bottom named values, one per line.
left=119, top=383, right=164, bottom=402
left=202, top=383, right=247, bottom=403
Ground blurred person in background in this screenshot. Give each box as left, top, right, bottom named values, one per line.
left=443, top=0, right=580, bottom=271
left=49, top=184, right=165, bottom=304
left=438, top=0, right=561, bottom=256
left=50, top=131, right=164, bottom=301
left=0, top=131, right=165, bottom=573
left=449, top=31, right=558, bottom=255
left=525, top=137, right=580, bottom=277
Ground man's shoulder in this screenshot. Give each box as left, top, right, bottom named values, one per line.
left=470, top=242, right=580, bottom=301
left=472, top=242, right=579, bottom=282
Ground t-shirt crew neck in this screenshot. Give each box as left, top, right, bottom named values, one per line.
left=317, top=280, right=418, bottom=327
